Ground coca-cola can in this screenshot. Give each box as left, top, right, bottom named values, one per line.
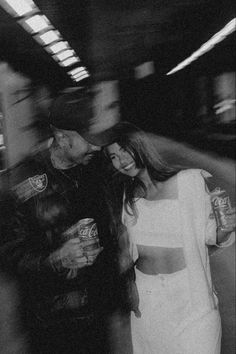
left=78, top=218, right=99, bottom=251
left=211, top=189, right=232, bottom=230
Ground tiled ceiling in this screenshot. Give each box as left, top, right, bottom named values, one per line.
left=0, top=0, right=235, bottom=88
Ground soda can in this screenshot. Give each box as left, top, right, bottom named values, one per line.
left=78, top=218, right=98, bottom=239
left=78, top=218, right=99, bottom=251
left=211, top=188, right=232, bottom=230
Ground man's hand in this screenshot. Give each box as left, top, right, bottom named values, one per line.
left=49, top=238, right=103, bottom=272
left=60, top=239, right=86, bottom=269
left=81, top=238, right=103, bottom=266
left=60, top=238, right=103, bottom=268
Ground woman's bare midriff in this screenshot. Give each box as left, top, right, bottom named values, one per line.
left=136, top=245, right=186, bottom=275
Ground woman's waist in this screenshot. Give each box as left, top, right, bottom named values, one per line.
left=135, top=248, right=186, bottom=275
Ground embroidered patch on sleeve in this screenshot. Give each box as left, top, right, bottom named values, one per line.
left=14, top=174, right=48, bottom=202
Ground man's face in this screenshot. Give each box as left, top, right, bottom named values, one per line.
left=55, top=128, right=101, bottom=165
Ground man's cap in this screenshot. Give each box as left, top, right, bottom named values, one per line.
left=81, top=127, right=118, bottom=147
left=83, top=121, right=140, bottom=147
left=49, top=91, right=93, bottom=133
left=48, top=90, right=119, bottom=147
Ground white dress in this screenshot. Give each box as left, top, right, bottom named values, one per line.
left=122, top=170, right=225, bottom=354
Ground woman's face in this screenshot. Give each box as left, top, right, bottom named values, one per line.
left=106, top=142, right=142, bottom=177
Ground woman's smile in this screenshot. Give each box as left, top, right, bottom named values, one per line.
left=122, top=162, right=136, bottom=171
left=107, top=142, right=141, bottom=177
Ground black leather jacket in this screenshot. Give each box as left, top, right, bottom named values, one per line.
left=0, top=148, right=119, bottom=326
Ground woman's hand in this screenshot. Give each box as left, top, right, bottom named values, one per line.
left=217, top=207, right=236, bottom=245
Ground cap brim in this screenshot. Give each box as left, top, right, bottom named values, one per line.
left=82, top=127, right=117, bottom=147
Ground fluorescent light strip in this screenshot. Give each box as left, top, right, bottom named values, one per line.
left=25, top=14, right=50, bottom=32
left=74, top=77, right=89, bottom=83
left=166, top=18, right=236, bottom=75
left=55, top=49, right=75, bottom=61
left=74, top=73, right=89, bottom=82
left=47, top=41, right=69, bottom=54
left=39, top=30, right=61, bottom=45
left=2, top=0, right=35, bottom=16
left=0, top=0, right=88, bottom=79
left=59, top=57, right=80, bottom=67
left=72, top=70, right=88, bottom=79
left=68, top=67, right=87, bottom=76
left=71, top=72, right=88, bottom=79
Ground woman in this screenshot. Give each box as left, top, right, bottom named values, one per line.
left=104, top=122, right=235, bottom=354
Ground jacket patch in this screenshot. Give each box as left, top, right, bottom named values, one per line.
left=29, top=174, right=48, bottom=192
left=14, top=174, right=48, bottom=202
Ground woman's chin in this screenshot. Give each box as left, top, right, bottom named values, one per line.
left=124, top=168, right=140, bottom=178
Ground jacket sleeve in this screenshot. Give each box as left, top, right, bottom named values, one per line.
left=0, top=192, right=66, bottom=279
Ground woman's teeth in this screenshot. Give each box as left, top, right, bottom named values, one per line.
left=124, top=162, right=134, bottom=171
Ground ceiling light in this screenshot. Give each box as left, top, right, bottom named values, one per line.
left=59, top=56, right=80, bottom=67
left=74, top=73, right=89, bottom=81
left=48, top=41, right=69, bottom=54
left=39, top=30, right=61, bottom=45
left=71, top=71, right=88, bottom=79
left=74, top=77, right=89, bottom=83
left=72, top=71, right=88, bottom=79
left=68, top=67, right=87, bottom=76
left=0, top=0, right=89, bottom=81
left=55, top=49, right=75, bottom=61
left=167, top=18, right=236, bottom=75
left=24, top=14, right=50, bottom=33
left=2, top=0, right=35, bottom=16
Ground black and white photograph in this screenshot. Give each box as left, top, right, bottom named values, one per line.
left=0, top=1, right=235, bottom=353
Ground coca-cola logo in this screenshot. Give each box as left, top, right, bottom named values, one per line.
left=89, top=223, right=98, bottom=238
left=212, top=196, right=229, bottom=208
left=79, top=223, right=98, bottom=238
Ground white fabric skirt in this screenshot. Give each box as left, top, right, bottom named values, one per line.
left=131, top=268, right=221, bottom=354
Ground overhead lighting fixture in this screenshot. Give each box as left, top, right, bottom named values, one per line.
left=60, top=57, right=80, bottom=67
left=55, top=49, right=75, bottom=61
left=74, top=73, right=89, bottom=82
left=74, top=77, right=89, bottom=83
left=166, top=18, right=236, bottom=75
left=72, top=71, right=88, bottom=79
left=39, top=30, right=61, bottom=45
left=47, top=41, right=69, bottom=54
left=24, top=14, right=50, bottom=33
left=0, top=0, right=89, bottom=82
left=1, top=0, right=35, bottom=16
left=68, top=67, right=87, bottom=76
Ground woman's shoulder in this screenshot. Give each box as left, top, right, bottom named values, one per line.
left=162, top=170, right=201, bottom=189
left=161, top=174, right=178, bottom=198
left=177, top=168, right=211, bottom=179
left=175, top=169, right=212, bottom=196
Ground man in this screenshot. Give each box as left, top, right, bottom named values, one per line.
left=0, top=90, right=121, bottom=354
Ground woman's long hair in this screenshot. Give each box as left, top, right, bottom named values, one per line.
left=104, top=121, right=181, bottom=216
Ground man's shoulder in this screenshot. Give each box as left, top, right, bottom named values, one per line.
left=10, top=150, right=52, bottom=202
